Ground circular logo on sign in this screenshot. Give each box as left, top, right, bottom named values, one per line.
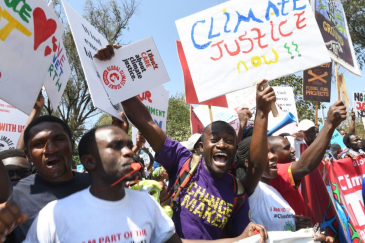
left=103, top=66, right=126, bottom=90
left=0, top=136, right=15, bottom=152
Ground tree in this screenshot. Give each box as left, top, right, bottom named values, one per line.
left=270, top=75, right=326, bottom=122
left=166, top=93, right=191, bottom=142
left=42, top=0, right=139, bottom=141
left=337, top=118, right=365, bottom=138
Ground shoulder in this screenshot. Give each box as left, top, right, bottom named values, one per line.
left=11, top=175, right=36, bottom=199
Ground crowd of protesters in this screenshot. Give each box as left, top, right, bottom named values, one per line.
left=0, top=45, right=363, bottom=243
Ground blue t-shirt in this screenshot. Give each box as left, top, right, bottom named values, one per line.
left=155, top=137, right=250, bottom=240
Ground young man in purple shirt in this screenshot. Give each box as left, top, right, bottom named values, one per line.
left=94, top=45, right=275, bottom=240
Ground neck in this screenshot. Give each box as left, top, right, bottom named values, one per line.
left=90, top=181, right=126, bottom=201
left=40, top=170, right=75, bottom=182
left=261, top=177, right=271, bottom=185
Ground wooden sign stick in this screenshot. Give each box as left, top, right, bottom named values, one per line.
left=335, top=62, right=340, bottom=101
left=208, top=105, right=214, bottom=123
left=315, top=101, right=318, bottom=125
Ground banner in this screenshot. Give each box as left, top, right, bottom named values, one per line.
left=176, top=0, right=330, bottom=102
left=190, top=106, right=204, bottom=134
left=94, top=37, right=170, bottom=105
left=61, top=0, right=122, bottom=119
left=0, top=99, right=28, bottom=152
left=0, top=0, right=64, bottom=114
left=353, top=92, right=365, bottom=118
left=176, top=40, right=228, bottom=107
left=311, top=0, right=361, bottom=76
left=324, top=156, right=365, bottom=242
left=303, top=63, right=332, bottom=102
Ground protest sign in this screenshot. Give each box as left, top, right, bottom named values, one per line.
left=190, top=106, right=204, bottom=134
left=0, top=99, right=28, bottom=152
left=176, top=0, right=331, bottom=102
left=177, top=40, right=228, bottom=107
left=311, top=0, right=361, bottom=76
left=324, top=156, right=365, bottom=242
left=93, top=37, right=169, bottom=105
left=137, top=85, right=169, bottom=132
left=193, top=105, right=237, bottom=127
left=0, top=0, right=64, bottom=114
left=226, top=86, right=257, bottom=111
left=61, top=0, right=122, bottom=118
left=132, top=126, right=150, bottom=148
left=303, top=63, right=332, bottom=102
left=353, top=92, right=365, bottom=118
left=319, top=124, right=346, bottom=148
left=43, top=1, right=71, bottom=111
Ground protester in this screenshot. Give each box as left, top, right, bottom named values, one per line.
left=1, top=116, right=91, bottom=243
left=24, top=125, right=268, bottom=243
left=152, top=166, right=169, bottom=183
left=235, top=107, right=252, bottom=143
left=341, top=133, right=363, bottom=158
left=0, top=160, right=12, bottom=204
left=94, top=43, right=276, bottom=240
left=268, top=136, right=296, bottom=164
left=0, top=150, right=31, bottom=181
left=339, top=109, right=356, bottom=138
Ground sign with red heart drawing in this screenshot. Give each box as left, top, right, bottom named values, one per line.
left=0, top=0, right=64, bottom=114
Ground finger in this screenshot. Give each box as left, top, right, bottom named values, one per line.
left=98, top=49, right=107, bottom=61
left=256, top=225, right=268, bottom=243
left=257, top=79, right=268, bottom=92
left=106, top=44, right=115, bottom=57
left=0, top=208, right=17, bottom=230
left=113, top=44, right=122, bottom=49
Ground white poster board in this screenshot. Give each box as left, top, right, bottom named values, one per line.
left=61, top=0, right=122, bottom=118
left=226, top=85, right=257, bottom=111
left=0, top=0, right=64, bottom=114
left=353, top=92, right=365, bottom=118
left=93, top=37, right=170, bottom=105
left=176, top=0, right=331, bottom=102
left=0, top=99, right=28, bottom=152
left=193, top=105, right=238, bottom=127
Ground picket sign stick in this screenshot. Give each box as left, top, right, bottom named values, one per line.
left=208, top=105, right=214, bottom=123
left=335, top=62, right=340, bottom=101
left=315, top=102, right=318, bottom=125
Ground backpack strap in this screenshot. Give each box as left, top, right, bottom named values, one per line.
left=169, top=154, right=202, bottom=209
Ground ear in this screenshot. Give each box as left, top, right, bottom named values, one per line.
left=24, top=148, right=32, bottom=163
left=244, top=159, right=249, bottom=168
left=81, top=155, right=96, bottom=172
left=198, top=141, right=204, bottom=151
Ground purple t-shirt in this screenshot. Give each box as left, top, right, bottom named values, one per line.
left=155, top=137, right=250, bottom=240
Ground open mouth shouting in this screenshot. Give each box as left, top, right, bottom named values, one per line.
left=213, top=152, right=228, bottom=167
left=268, top=162, right=278, bottom=171
left=45, top=157, right=63, bottom=169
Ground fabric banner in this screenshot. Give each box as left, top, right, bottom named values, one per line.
left=303, top=63, right=332, bottom=102
left=190, top=106, right=204, bottom=134
left=353, top=92, right=365, bottom=118
left=0, top=0, right=64, bottom=114
left=323, top=156, right=365, bottom=242
left=176, top=40, right=228, bottom=107
left=311, top=0, right=361, bottom=76
left=176, top=0, right=330, bottom=102
left=0, top=99, right=28, bottom=152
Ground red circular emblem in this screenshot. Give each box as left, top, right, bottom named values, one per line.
left=102, top=65, right=126, bottom=90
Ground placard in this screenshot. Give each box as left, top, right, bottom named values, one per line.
left=303, top=63, right=332, bottom=102
left=319, top=124, right=346, bottom=148
left=0, top=0, right=64, bottom=114
left=61, top=0, right=122, bottom=118
left=193, top=105, right=237, bottom=127
left=0, top=99, right=28, bottom=152
left=311, top=0, right=361, bottom=76
left=353, top=92, right=365, bottom=118
left=176, top=0, right=331, bottom=102
left=93, top=37, right=169, bottom=105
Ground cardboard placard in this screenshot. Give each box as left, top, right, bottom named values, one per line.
left=0, top=0, right=64, bottom=114
left=353, top=92, right=365, bottom=118
left=193, top=105, right=237, bottom=127
left=338, top=74, right=349, bottom=110
left=93, top=37, right=170, bottom=105
left=311, top=0, right=361, bottom=76
left=61, top=0, right=122, bottom=118
left=176, top=0, right=331, bottom=102
left=303, top=63, right=332, bottom=102
left=0, top=99, right=28, bottom=152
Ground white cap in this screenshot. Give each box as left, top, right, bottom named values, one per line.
left=181, top=134, right=202, bottom=150
left=298, top=119, right=315, bottom=131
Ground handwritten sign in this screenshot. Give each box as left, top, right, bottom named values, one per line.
left=176, top=0, right=330, bottom=102
left=311, top=0, right=361, bottom=76
left=0, top=99, right=28, bottom=152
left=193, top=105, right=237, bottom=127
left=303, top=62, right=332, bottom=102
left=61, top=0, right=122, bottom=119
left=353, top=92, right=365, bottom=118
left=93, top=37, right=169, bottom=105
left=0, top=0, right=64, bottom=114
left=226, top=85, right=257, bottom=111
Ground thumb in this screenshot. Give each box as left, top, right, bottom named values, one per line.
left=113, top=44, right=122, bottom=49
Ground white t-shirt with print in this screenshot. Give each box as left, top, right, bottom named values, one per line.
left=24, top=188, right=175, bottom=243
left=249, top=182, right=296, bottom=232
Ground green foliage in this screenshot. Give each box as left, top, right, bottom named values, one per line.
left=338, top=118, right=365, bottom=138
left=72, top=144, right=81, bottom=168
left=166, top=93, right=191, bottom=142
left=270, top=75, right=325, bottom=122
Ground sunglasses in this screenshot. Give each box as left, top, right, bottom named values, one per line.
left=7, top=168, right=31, bottom=178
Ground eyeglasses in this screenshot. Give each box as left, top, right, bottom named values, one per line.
left=7, top=168, right=31, bottom=178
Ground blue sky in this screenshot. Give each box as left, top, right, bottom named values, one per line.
left=68, top=0, right=364, bottom=120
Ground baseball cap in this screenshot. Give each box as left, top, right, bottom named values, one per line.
left=181, top=134, right=202, bottom=150
left=298, top=119, right=315, bottom=131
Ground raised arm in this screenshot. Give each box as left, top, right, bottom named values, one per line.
left=94, top=45, right=167, bottom=153
left=349, top=108, right=355, bottom=134
left=16, top=91, right=44, bottom=149
left=291, top=101, right=346, bottom=181
left=236, top=107, right=252, bottom=143
left=0, top=160, right=12, bottom=203
left=241, top=80, right=276, bottom=196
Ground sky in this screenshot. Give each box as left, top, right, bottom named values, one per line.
left=67, top=0, right=364, bottom=121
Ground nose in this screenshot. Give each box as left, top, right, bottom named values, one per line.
left=216, top=138, right=227, bottom=148
left=122, top=146, right=134, bottom=158
left=11, top=172, right=21, bottom=181
left=43, top=140, right=58, bottom=154
left=268, top=152, right=278, bottom=162
left=290, top=147, right=296, bottom=154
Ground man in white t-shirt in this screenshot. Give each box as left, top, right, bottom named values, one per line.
left=23, top=125, right=268, bottom=243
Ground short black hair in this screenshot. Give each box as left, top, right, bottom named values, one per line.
left=234, top=136, right=252, bottom=180
left=201, top=121, right=236, bottom=142
left=331, top=143, right=341, bottom=153
left=24, top=115, right=72, bottom=148
left=343, top=133, right=355, bottom=148
left=0, top=149, right=26, bottom=160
